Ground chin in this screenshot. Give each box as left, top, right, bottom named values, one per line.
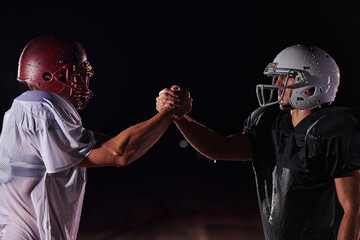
left=279, top=104, right=293, bottom=111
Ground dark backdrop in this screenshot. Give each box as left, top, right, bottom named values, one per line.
left=1, top=0, right=360, bottom=237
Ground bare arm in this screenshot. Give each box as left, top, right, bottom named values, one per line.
left=156, top=86, right=252, bottom=161
left=77, top=109, right=176, bottom=167
left=174, top=115, right=252, bottom=161
left=335, top=170, right=360, bottom=240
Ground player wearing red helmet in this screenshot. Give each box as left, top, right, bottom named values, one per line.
left=17, top=35, right=94, bottom=110
left=0, top=35, right=191, bottom=239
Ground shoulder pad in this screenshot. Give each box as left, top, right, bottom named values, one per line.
left=311, top=107, right=360, bottom=138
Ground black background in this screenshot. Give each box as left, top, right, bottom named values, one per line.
left=1, top=0, right=360, bottom=236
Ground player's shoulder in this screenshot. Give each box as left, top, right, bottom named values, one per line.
left=14, top=90, right=78, bottom=121
left=16, top=90, right=63, bottom=103
left=311, top=106, right=360, bottom=137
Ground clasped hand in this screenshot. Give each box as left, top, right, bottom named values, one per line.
left=156, top=85, right=192, bottom=119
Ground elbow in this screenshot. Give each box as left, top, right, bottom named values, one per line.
left=203, top=149, right=252, bottom=162
left=111, top=148, right=139, bottom=167
left=202, top=151, right=228, bottom=162
left=343, top=205, right=360, bottom=217
left=113, top=153, right=133, bottom=167
left=103, top=140, right=136, bottom=167
left=204, top=153, right=221, bottom=161
left=104, top=146, right=130, bottom=166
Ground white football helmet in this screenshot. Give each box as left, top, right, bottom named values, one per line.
left=256, top=44, right=340, bottom=110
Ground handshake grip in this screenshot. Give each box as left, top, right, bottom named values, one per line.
left=156, top=85, right=192, bottom=119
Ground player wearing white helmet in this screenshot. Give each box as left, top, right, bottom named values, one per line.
left=157, top=44, right=360, bottom=240
left=257, top=44, right=340, bottom=110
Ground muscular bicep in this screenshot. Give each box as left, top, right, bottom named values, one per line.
left=334, top=170, right=360, bottom=240
left=217, top=133, right=252, bottom=161
left=76, top=132, right=119, bottom=167
left=335, top=170, right=360, bottom=212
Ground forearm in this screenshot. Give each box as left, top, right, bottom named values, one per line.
left=174, top=115, right=223, bottom=160
left=155, top=86, right=251, bottom=161
left=83, top=109, right=174, bottom=167
left=174, top=115, right=241, bottom=160
left=110, top=110, right=174, bottom=165
left=337, top=211, right=360, bottom=240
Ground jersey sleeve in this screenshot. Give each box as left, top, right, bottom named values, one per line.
left=36, top=119, right=96, bottom=173
left=322, top=131, right=360, bottom=178
left=317, top=108, right=360, bottom=178
left=23, top=99, right=96, bottom=173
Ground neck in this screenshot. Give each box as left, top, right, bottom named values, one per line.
left=290, top=108, right=314, bottom=127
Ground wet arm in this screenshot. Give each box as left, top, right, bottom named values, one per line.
left=78, top=109, right=175, bottom=167
left=335, top=170, right=360, bottom=240
left=174, top=115, right=252, bottom=161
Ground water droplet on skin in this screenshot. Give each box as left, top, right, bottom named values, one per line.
left=179, top=140, right=188, bottom=148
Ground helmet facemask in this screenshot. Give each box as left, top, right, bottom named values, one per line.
left=52, top=61, right=94, bottom=110
left=256, top=64, right=307, bottom=109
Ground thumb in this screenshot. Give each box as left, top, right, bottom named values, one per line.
left=171, top=85, right=180, bottom=91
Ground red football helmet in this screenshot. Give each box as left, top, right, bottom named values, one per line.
left=17, top=35, right=94, bottom=110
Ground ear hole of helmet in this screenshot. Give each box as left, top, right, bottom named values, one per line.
left=305, top=87, right=315, bottom=96
left=42, top=72, right=53, bottom=81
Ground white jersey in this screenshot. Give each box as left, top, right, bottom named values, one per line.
left=0, top=90, right=96, bottom=240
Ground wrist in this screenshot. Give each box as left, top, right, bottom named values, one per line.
left=174, top=114, right=189, bottom=124
left=158, top=107, right=177, bottom=120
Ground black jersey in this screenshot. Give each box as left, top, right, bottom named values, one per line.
left=243, top=105, right=360, bottom=240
